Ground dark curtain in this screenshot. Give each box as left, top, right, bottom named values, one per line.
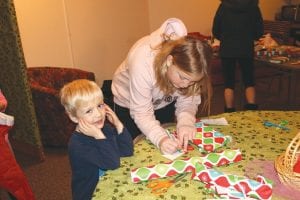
left=0, top=0, right=44, bottom=160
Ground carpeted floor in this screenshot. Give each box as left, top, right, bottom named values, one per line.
left=18, top=148, right=72, bottom=200
left=1, top=73, right=299, bottom=200
left=0, top=147, right=71, bottom=200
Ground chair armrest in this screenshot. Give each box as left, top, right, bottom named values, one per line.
left=30, top=87, right=65, bottom=117
left=30, top=82, right=57, bottom=96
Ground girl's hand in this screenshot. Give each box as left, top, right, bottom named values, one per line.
left=177, top=125, right=195, bottom=152
left=78, top=119, right=105, bottom=139
left=159, top=136, right=181, bottom=154
left=105, top=104, right=124, bottom=134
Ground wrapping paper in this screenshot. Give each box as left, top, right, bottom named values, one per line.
left=131, top=149, right=242, bottom=183
left=245, top=160, right=300, bottom=200
left=193, top=163, right=273, bottom=199
left=93, top=111, right=299, bottom=200
left=166, top=121, right=231, bottom=152
left=193, top=121, right=231, bottom=152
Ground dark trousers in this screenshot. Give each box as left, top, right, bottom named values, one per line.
left=114, top=102, right=175, bottom=139
left=221, top=57, right=255, bottom=89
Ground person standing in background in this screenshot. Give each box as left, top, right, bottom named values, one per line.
left=212, top=0, right=264, bottom=112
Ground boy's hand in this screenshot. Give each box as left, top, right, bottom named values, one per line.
left=105, top=104, right=124, bottom=134
left=78, top=119, right=106, bottom=139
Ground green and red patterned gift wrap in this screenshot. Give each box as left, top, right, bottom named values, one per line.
left=131, top=121, right=273, bottom=199
left=193, top=121, right=231, bottom=152
left=131, top=149, right=242, bottom=183
left=193, top=162, right=273, bottom=199
left=167, top=121, right=231, bottom=152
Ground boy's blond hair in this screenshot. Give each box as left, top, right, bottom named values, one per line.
left=60, top=79, right=103, bottom=116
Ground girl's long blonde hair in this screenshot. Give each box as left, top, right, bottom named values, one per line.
left=154, top=35, right=213, bottom=114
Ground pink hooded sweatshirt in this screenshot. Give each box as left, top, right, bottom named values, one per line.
left=112, top=18, right=201, bottom=147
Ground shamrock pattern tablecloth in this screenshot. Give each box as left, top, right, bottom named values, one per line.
left=92, top=111, right=300, bottom=200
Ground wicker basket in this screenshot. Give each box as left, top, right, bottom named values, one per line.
left=275, top=132, right=300, bottom=189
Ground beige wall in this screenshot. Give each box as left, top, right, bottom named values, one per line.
left=148, top=0, right=220, bottom=35
left=14, top=0, right=149, bottom=85
left=14, top=0, right=286, bottom=85
left=148, top=0, right=287, bottom=35
left=14, top=0, right=72, bottom=67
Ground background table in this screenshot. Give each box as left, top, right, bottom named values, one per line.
left=255, top=56, right=300, bottom=107
left=92, top=111, right=300, bottom=200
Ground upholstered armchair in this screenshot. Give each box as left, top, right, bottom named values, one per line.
left=27, top=67, right=96, bottom=147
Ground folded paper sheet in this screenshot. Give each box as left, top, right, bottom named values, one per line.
left=200, top=117, right=228, bottom=126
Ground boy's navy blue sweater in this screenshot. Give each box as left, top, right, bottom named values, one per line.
left=68, top=122, right=133, bottom=200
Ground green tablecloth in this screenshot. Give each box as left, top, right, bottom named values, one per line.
left=92, top=111, right=300, bottom=200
